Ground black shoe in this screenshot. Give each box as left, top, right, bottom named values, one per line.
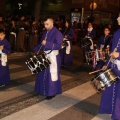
left=45, top=96, right=55, bottom=100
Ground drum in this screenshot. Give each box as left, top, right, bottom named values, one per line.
left=81, top=37, right=92, bottom=48
left=96, top=49, right=110, bottom=61
left=61, top=38, right=69, bottom=48
left=85, top=48, right=110, bottom=64
left=85, top=50, right=95, bottom=64
left=91, top=78, right=105, bottom=92
left=25, top=52, right=51, bottom=74
left=91, top=69, right=118, bottom=92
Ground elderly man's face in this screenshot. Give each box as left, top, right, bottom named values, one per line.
left=44, top=19, right=53, bottom=30
left=117, top=17, right=120, bottom=25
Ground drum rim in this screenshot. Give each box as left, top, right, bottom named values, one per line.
left=85, top=48, right=109, bottom=54
left=93, top=68, right=116, bottom=80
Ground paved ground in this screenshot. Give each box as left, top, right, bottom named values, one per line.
left=0, top=46, right=112, bottom=120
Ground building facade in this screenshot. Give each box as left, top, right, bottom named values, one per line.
left=41, top=0, right=120, bottom=25
left=0, top=0, right=119, bottom=25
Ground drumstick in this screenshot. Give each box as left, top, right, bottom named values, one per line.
left=37, top=37, right=47, bottom=54
left=37, top=45, right=43, bottom=54
left=106, top=48, right=117, bottom=68
left=89, top=69, right=102, bottom=75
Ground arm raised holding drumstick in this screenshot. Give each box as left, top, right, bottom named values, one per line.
left=102, top=48, right=117, bottom=70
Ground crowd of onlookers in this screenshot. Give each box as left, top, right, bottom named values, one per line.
left=0, top=14, right=117, bottom=53
left=0, top=15, right=46, bottom=52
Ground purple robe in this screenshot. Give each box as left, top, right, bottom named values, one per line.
left=94, top=35, right=111, bottom=70
left=60, top=27, right=74, bottom=66
left=97, top=35, right=112, bottom=49
left=82, top=28, right=96, bottom=63
left=99, top=29, right=120, bottom=120
left=0, top=39, right=11, bottom=85
left=85, top=28, right=96, bottom=40
left=33, top=26, right=63, bottom=96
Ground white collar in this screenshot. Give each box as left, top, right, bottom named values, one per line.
left=88, top=27, right=93, bottom=32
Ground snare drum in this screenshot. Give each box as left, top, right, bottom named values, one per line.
left=61, top=38, right=69, bottom=48
left=85, top=50, right=95, bottom=64
left=91, top=77, right=105, bottom=92
left=81, top=37, right=92, bottom=48
left=91, top=69, right=118, bottom=92
left=85, top=48, right=110, bottom=64
left=96, top=49, right=110, bottom=61
left=25, top=52, right=51, bottom=74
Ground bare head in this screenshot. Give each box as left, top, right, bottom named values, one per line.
left=44, top=17, right=54, bottom=30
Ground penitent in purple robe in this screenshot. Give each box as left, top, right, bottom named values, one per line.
left=94, top=35, right=112, bottom=70
left=0, top=39, right=11, bottom=85
left=99, top=29, right=120, bottom=120
left=60, top=27, right=74, bottom=66
left=33, top=27, right=63, bottom=96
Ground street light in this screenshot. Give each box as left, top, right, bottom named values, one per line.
left=89, top=0, right=97, bottom=22
left=18, top=3, right=22, bottom=10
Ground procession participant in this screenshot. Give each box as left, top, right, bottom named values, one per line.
left=17, top=16, right=26, bottom=52
left=33, top=16, right=63, bottom=100
left=9, top=20, right=17, bottom=52
left=0, top=29, right=11, bottom=87
left=94, top=27, right=112, bottom=70
left=0, top=15, right=5, bottom=30
left=60, top=20, right=74, bottom=66
left=29, top=19, right=39, bottom=51
left=99, top=15, right=120, bottom=120
left=83, top=22, right=96, bottom=63
left=85, top=22, right=96, bottom=40
left=97, top=27, right=112, bottom=49
left=72, top=21, right=78, bottom=44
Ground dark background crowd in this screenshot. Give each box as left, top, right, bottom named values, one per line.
left=0, top=14, right=118, bottom=53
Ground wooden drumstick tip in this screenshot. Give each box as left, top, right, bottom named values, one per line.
left=89, top=69, right=102, bottom=75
